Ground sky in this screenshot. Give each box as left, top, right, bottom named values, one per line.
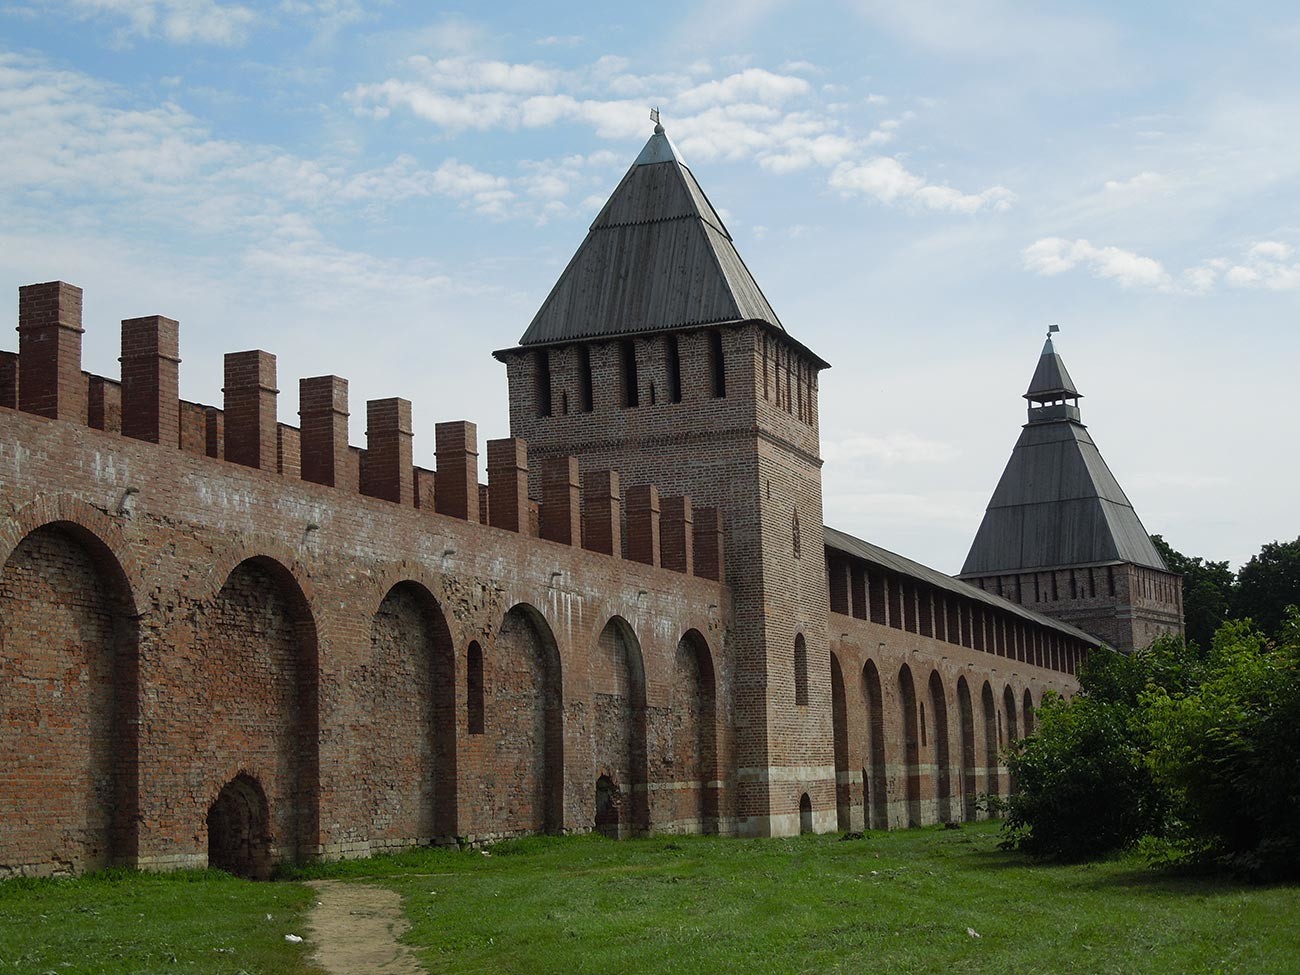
left=2, top=1, right=1297, bottom=574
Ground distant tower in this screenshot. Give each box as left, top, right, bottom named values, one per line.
left=958, top=333, right=1183, bottom=651
left=495, top=119, right=832, bottom=836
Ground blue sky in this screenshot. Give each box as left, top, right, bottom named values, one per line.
left=3, top=1, right=1297, bottom=572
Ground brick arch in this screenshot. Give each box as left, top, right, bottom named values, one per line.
left=0, top=493, right=144, bottom=615
left=190, top=552, right=320, bottom=865
left=672, top=628, right=719, bottom=833
left=363, top=577, right=459, bottom=842
left=480, top=602, right=564, bottom=835
left=0, top=501, right=142, bottom=875
left=592, top=615, right=649, bottom=835
left=927, top=669, right=953, bottom=824
left=829, top=650, right=850, bottom=830
left=860, top=658, right=888, bottom=830
left=358, top=560, right=456, bottom=629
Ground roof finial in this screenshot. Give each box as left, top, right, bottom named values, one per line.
left=1047, top=322, right=1060, bottom=339
left=650, top=106, right=664, bottom=134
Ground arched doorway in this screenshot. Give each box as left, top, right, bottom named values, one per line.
left=593, top=617, right=648, bottom=835
left=799, top=793, right=813, bottom=835
left=672, top=630, right=718, bottom=834
left=594, top=775, right=621, bottom=839
left=981, top=682, right=1000, bottom=803
left=207, top=774, right=271, bottom=880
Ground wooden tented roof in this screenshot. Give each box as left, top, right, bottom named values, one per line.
left=961, top=340, right=1167, bottom=576
left=517, top=125, right=785, bottom=347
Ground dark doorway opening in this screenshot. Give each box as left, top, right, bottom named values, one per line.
left=799, top=793, right=813, bottom=835
left=595, top=775, right=621, bottom=839
left=207, top=774, right=271, bottom=880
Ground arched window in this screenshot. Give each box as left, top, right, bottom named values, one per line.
left=794, top=633, right=809, bottom=706
left=467, top=640, right=485, bottom=735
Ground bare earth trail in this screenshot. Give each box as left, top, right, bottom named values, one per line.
left=306, top=880, right=426, bottom=975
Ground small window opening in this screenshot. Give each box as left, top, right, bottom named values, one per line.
left=578, top=345, right=594, bottom=412
left=796, top=358, right=804, bottom=421
left=784, top=346, right=793, bottom=414
left=561, top=391, right=569, bottom=416
left=467, top=641, right=485, bottom=735
left=708, top=329, right=726, bottom=398
left=666, top=335, right=682, bottom=403
left=620, top=339, right=639, bottom=408
left=649, top=381, right=657, bottom=406
left=794, top=634, right=809, bottom=706
left=792, top=507, right=802, bottom=559
left=762, top=335, right=770, bottom=400
left=534, top=350, right=552, bottom=418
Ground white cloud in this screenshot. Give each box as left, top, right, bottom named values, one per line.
left=346, top=53, right=1014, bottom=220
left=1022, top=237, right=1170, bottom=289
left=1026, top=236, right=1300, bottom=293
left=829, top=157, right=1015, bottom=213
left=42, top=0, right=258, bottom=45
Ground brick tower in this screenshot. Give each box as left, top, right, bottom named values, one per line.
left=495, top=120, right=833, bottom=835
left=958, top=332, right=1183, bottom=650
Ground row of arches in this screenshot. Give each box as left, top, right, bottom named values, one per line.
left=831, top=652, right=1036, bottom=830
left=0, top=519, right=721, bottom=878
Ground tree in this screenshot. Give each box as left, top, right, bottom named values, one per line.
left=1151, top=534, right=1233, bottom=652
left=1233, top=536, right=1300, bottom=637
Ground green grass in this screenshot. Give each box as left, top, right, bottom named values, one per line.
left=0, top=867, right=319, bottom=974
left=289, top=821, right=1300, bottom=975
left=4, top=823, right=1299, bottom=974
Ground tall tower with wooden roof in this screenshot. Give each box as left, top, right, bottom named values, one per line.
left=958, top=334, right=1183, bottom=651
left=495, top=119, right=832, bottom=836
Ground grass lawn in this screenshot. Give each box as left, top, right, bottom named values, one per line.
left=0, top=868, right=318, bottom=974
left=3, top=822, right=1298, bottom=974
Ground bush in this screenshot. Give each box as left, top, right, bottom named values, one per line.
left=1004, top=614, right=1300, bottom=877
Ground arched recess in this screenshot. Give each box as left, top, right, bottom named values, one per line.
left=861, top=660, right=888, bottom=829
left=671, top=630, right=718, bottom=834
left=490, top=604, right=563, bottom=835
left=898, top=664, right=922, bottom=827
left=927, top=671, right=953, bottom=824
left=194, top=556, right=319, bottom=866
left=981, top=682, right=1000, bottom=802
left=363, top=581, right=457, bottom=843
left=1003, top=685, right=1020, bottom=742
left=592, top=617, right=649, bottom=837
left=956, top=677, right=978, bottom=822
left=1003, top=685, right=1021, bottom=794
left=830, top=652, right=850, bottom=831
left=0, top=521, right=139, bottom=874
left=1022, top=688, right=1035, bottom=737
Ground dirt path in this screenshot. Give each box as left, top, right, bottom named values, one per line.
left=305, top=880, right=426, bottom=975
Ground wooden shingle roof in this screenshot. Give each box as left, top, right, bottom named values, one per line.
left=517, top=126, right=784, bottom=347
left=961, top=340, right=1167, bottom=576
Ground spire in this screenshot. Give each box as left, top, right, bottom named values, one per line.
left=514, top=114, right=787, bottom=348
left=1024, top=329, right=1082, bottom=424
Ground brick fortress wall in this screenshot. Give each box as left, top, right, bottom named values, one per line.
left=1, top=281, right=1084, bottom=876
